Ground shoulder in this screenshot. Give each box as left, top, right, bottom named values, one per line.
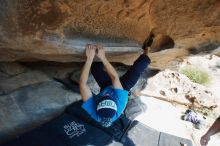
left=81, top=96, right=101, bottom=122
left=82, top=96, right=95, bottom=109
left=113, top=89, right=129, bottom=104
left=114, top=88, right=129, bottom=96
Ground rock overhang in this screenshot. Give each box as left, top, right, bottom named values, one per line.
left=0, top=0, right=219, bottom=68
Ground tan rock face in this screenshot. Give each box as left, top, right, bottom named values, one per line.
left=150, top=0, right=220, bottom=39
left=0, top=0, right=219, bottom=67
left=141, top=69, right=217, bottom=110
left=14, top=0, right=150, bottom=41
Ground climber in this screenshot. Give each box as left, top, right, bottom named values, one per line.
left=200, top=116, right=220, bottom=146
left=79, top=33, right=175, bottom=127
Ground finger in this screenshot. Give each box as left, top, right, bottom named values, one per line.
left=93, top=45, right=98, bottom=53
left=94, top=44, right=98, bottom=49
left=92, top=45, right=96, bottom=50
left=92, top=47, right=96, bottom=51
left=86, top=44, right=89, bottom=49
left=89, top=44, right=92, bottom=49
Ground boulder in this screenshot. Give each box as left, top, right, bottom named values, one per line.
left=0, top=63, right=81, bottom=142
left=0, top=81, right=81, bottom=142
left=0, top=62, right=28, bottom=76
left=140, top=69, right=217, bottom=109
left=0, top=71, right=51, bottom=95
left=0, top=0, right=219, bottom=68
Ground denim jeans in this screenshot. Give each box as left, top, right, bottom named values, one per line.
left=91, top=54, right=151, bottom=91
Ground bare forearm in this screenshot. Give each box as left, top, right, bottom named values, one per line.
left=80, top=58, right=93, bottom=85
left=96, top=45, right=122, bottom=89
left=79, top=58, right=93, bottom=101
left=206, top=119, right=220, bottom=137
left=79, top=44, right=96, bottom=102
left=101, top=57, right=119, bottom=80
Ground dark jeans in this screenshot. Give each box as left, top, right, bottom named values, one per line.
left=91, top=54, right=151, bottom=91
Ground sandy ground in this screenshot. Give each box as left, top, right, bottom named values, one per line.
left=135, top=95, right=220, bottom=146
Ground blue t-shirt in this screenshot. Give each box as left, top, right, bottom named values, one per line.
left=82, top=86, right=129, bottom=122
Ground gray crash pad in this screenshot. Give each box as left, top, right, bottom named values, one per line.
left=159, top=132, right=193, bottom=146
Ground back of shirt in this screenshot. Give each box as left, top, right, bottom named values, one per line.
left=82, top=85, right=129, bottom=122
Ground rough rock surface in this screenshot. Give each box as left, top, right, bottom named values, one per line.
left=0, top=63, right=81, bottom=142
left=0, top=0, right=220, bottom=67
left=140, top=69, right=218, bottom=110
left=0, top=71, right=51, bottom=95
left=179, top=54, right=220, bottom=114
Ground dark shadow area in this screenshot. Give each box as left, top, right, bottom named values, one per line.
left=132, top=68, right=160, bottom=92
left=142, top=33, right=175, bottom=53
left=188, top=41, right=220, bottom=55
left=54, top=77, right=80, bottom=93
left=124, top=94, right=148, bottom=120
left=143, top=68, right=161, bottom=79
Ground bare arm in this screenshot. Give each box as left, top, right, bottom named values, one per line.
left=200, top=117, right=220, bottom=146
left=96, top=45, right=123, bottom=89
left=79, top=45, right=96, bottom=102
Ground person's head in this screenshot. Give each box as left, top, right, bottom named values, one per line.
left=96, top=95, right=117, bottom=127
